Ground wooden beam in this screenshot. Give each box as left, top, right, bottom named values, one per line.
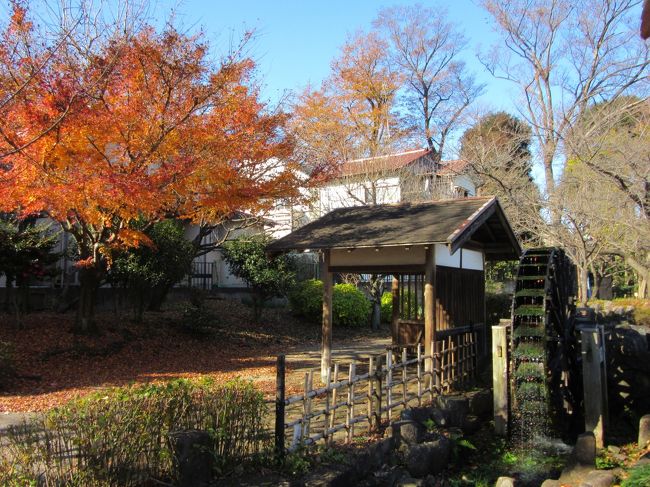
left=492, top=324, right=509, bottom=436
left=424, top=246, right=436, bottom=381
left=448, top=204, right=496, bottom=254
left=391, top=275, right=400, bottom=345
left=329, top=264, right=425, bottom=274
left=321, top=250, right=333, bottom=383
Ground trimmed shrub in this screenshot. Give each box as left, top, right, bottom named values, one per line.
left=380, top=291, right=393, bottom=323
left=333, top=283, right=371, bottom=327
left=289, top=280, right=371, bottom=327
left=0, top=379, right=269, bottom=485
left=288, top=279, right=323, bottom=322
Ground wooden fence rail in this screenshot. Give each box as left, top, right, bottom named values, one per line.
left=277, top=330, right=477, bottom=452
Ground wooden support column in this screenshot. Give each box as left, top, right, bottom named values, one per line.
left=321, top=249, right=333, bottom=383
left=492, top=324, right=509, bottom=436
left=391, top=275, right=400, bottom=345
left=424, top=246, right=436, bottom=381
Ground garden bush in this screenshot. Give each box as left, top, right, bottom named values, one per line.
left=0, top=378, right=269, bottom=486
left=289, top=279, right=371, bottom=326
left=379, top=290, right=421, bottom=323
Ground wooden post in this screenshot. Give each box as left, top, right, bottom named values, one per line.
left=402, top=348, right=408, bottom=406
left=346, top=362, right=356, bottom=443
left=374, top=356, right=382, bottom=428
left=329, top=363, right=339, bottom=434
left=492, top=325, right=508, bottom=436
left=275, top=355, right=285, bottom=463
left=386, top=350, right=393, bottom=421
left=391, top=275, right=400, bottom=345
left=367, top=356, right=374, bottom=432
left=303, top=370, right=313, bottom=442
left=321, top=250, right=333, bottom=382
left=582, top=326, right=607, bottom=448
left=416, top=343, right=422, bottom=406
left=323, top=365, right=331, bottom=443
left=424, top=245, right=436, bottom=382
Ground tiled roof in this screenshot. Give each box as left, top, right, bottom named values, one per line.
left=267, top=197, right=521, bottom=260
left=339, top=148, right=432, bottom=177
left=437, top=159, right=470, bottom=176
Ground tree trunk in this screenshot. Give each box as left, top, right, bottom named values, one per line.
left=590, top=264, right=601, bottom=300
left=76, top=267, right=100, bottom=333
left=368, top=274, right=383, bottom=331
left=577, top=265, right=590, bottom=306
left=148, top=282, right=171, bottom=311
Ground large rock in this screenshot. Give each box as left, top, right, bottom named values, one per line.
left=391, top=420, right=426, bottom=446
left=638, top=414, right=650, bottom=448
left=401, top=406, right=434, bottom=424
left=575, top=432, right=596, bottom=466
left=541, top=480, right=561, bottom=487
left=468, top=389, right=493, bottom=419
left=437, top=395, right=469, bottom=427
left=405, top=436, right=451, bottom=478
left=461, top=414, right=481, bottom=435
left=495, top=476, right=515, bottom=487
left=579, top=470, right=615, bottom=487
left=168, top=430, right=213, bottom=487
left=431, top=408, right=448, bottom=427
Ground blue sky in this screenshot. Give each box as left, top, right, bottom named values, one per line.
left=170, top=0, right=516, bottom=115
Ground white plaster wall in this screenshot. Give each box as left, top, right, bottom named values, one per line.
left=435, top=244, right=461, bottom=268
left=452, top=174, right=476, bottom=197
left=462, top=248, right=484, bottom=270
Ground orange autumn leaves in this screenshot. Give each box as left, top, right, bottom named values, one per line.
left=0, top=15, right=299, bottom=264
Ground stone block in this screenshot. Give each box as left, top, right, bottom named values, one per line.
left=401, top=406, right=434, bottom=424
left=638, top=414, right=650, bottom=447
left=541, top=480, right=561, bottom=487
left=495, top=476, right=515, bottom=487
left=575, top=432, right=596, bottom=466
left=437, top=395, right=469, bottom=427
left=405, top=436, right=451, bottom=478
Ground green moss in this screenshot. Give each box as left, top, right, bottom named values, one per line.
left=515, top=362, right=545, bottom=381
left=514, top=305, right=545, bottom=317
left=513, top=342, right=545, bottom=361
left=515, top=289, right=546, bottom=297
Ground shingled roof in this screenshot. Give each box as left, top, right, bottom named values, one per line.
left=339, top=148, right=431, bottom=177
left=267, top=197, right=521, bottom=261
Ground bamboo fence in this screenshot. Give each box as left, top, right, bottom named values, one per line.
left=278, top=329, right=477, bottom=452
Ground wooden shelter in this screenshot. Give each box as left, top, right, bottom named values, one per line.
left=267, top=197, right=521, bottom=380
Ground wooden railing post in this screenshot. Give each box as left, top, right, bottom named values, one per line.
left=275, top=355, right=285, bottom=463
left=582, top=326, right=607, bottom=448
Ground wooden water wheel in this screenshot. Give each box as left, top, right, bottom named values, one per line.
left=510, top=247, right=582, bottom=441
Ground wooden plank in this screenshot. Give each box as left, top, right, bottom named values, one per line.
left=329, top=264, right=425, bottom=274
left=321, top=250, right=333, bottom=382
left=416, top=343, right=422, bottom=406
left=275, top=355, right=285, bottom=462
left=367, top=356, right=374, bottom=433
left=329, top=363, right=339, bottom=433
left=492, top=325, right=508, bottom=436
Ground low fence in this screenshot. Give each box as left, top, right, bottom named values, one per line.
left=275, top=328, right=478, bottom=454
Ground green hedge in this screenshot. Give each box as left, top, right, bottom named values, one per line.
left=289, top=279, right=371, bottom=327
left=0, top=379, right=269, bottom=486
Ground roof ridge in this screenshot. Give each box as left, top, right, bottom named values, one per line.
left=345, top=148, right=429, bottom=164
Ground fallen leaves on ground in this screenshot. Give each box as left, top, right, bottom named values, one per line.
left=0, top=298, right=380, bottom=412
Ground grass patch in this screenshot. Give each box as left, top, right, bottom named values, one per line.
left=514, top=305, right=545, bottom=317
left=515, top=362, right=545, bottom=381
left=622, top=463, right=650, bottom=487
left=513, top=342, right=545, bottom=361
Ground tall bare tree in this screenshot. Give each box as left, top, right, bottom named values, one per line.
left=481, top=0, right=649, bottom=195
left=375, top=4, right=484, bottom=161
